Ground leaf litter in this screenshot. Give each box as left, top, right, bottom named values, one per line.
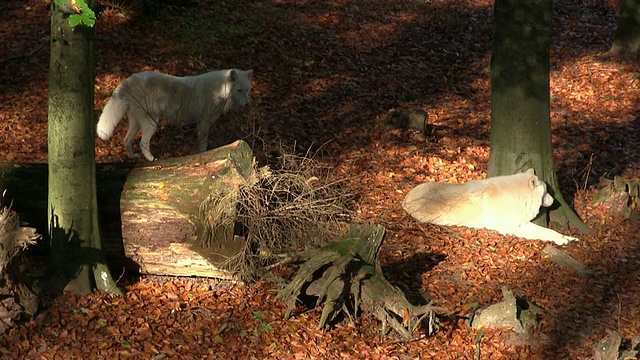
left=1, top=0, right=639, bottom=358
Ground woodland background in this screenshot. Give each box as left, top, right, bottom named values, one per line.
left=0, top=0, right=639, bottom=358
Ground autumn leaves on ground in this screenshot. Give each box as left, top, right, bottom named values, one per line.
left=1, top=0, right=639, bottom=358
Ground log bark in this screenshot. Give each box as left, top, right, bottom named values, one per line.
left=0, top=140, right=254, bottom=279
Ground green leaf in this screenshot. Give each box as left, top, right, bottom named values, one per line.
left=63, top=0, right=96, bottom=28
left=81, top=14, right=96, bottom=27
left=251, top=311, right=263, bottom=321
left=261, top=322, right=274, bottom=332
left=68, top=14, right=83, bottom=27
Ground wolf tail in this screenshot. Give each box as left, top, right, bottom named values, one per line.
left=96, top=83, right=128, bottom=140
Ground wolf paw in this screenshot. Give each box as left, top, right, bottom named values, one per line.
left=555, top=235, right=579, bottom=245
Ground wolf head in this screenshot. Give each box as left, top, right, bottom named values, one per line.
left=229, top=69, right=253, bottom=107
left=525, top=168, right=555, bottom=207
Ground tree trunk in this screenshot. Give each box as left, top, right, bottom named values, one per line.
left=488, top=0, right=591, bottom=233
left=610, top=0, right=640, bottom=59
left=0, top=140, right=254, bottom=279
left=48, top=0, right=120, bottom=294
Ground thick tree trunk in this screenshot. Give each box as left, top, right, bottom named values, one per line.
left=488, top=0, right=590, bottom=233
left=0, top=140, right=254, bottom=279
left=610, top=0, right=640, bottom=59
left=48, top=0, right=120, bottom=294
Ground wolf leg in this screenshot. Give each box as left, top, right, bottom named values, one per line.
left=196, top=120, right=212, bottom=153
left=139, top=118, right=158, bottom=161
left=505, top=222, right=579, bottom=245
left=124, top=120, right=141, bottom=159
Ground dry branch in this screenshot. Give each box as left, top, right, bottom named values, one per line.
left=198, top=150, right=352, bottom=281
left=541, top=244, right=594, bottom=279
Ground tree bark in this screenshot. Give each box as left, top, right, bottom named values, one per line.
left=48, top=0, right=120, bottom=294
left=488, top=0, right=591, bottom=233
left=0, top=140, right=254, bottom=279
left=610, top=0, right=640, bottom=60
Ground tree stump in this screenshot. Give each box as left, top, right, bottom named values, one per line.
left=0, top=190, right=39, bottom=334
left=277, top=223, right=447, bottom=339
left=593, top=176, right=639, bottom=221
left=593, top=329, right=640, bottom=360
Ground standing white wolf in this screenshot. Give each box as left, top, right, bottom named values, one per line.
left=402, top=169, right=579, bottom=245
left=96, top=69, right=253, bottom=161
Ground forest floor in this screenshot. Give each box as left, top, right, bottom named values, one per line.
left=1, top=0, right=640, bottom=359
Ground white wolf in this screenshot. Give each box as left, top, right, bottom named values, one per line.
left=96, top=69, right=253, bottom=161
left=402, top=169, right=579, bottom=245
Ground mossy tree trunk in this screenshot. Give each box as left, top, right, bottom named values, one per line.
left=48, top=0, right=120, bottom=294
left=610, top=0, right=640, bottom=59
left=488, top=0, right=590, bottom=233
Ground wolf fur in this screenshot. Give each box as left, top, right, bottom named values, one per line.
left=97, top=68, right=253, bottom=161
left=402, top=169, right=579, bottom=245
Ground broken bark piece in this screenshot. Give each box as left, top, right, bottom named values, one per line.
left=542, top=244, right=594, bottom=279
left=593, top=329, right=640, bottom=360
left=594, top=329, right=623, bottom=360
left=470, top=286, right=543, bottom=334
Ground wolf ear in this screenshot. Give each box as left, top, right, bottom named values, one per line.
left=525, top=168, right=535, bottom=175
left=528, top=175, right=541, bottom=189
left=245, top=69, right=253, bottom=80
left=229, top=69, right=238, bottom=81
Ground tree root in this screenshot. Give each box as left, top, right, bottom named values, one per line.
left=277, top=223, right=448, bottom=339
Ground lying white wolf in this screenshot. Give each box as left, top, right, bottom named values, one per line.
left=97, top=69, right=253, bottom=161
left=402, top=169, right=579, bottom=245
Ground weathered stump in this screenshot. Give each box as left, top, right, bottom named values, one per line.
left=593, top=176, right=639, bottom=221
left=278, top=223, right=447, bottom=339
left=593, top=329, right=640, bottom=360
left=0, top=190, right=39, bottom=334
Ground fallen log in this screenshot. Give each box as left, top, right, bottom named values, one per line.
left=0, top=140, right=255, bottom=279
